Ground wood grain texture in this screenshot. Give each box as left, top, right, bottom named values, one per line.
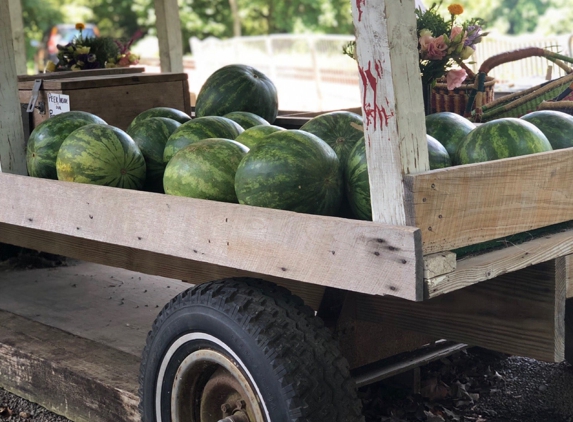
left=351, top=0, right=428, bottom=226
left=153, top=0, right=184, bottom=73
left=423, top=252, right=456, bottom=279
left=0, top=173, right=424, bottom=300
left=0, top=311, right=140, bottom=422
left=425, top=228, right=573, bottom=299
left=19, top=79, right=190, bottom=131
left=567, top=255, right=573, bottom=299
left=8, top=0, right=26, bottom=75
left=405, top=149, right=573, bottom=254
left=17, top=67, right=145, bottom=82
left=353, top=260, right=566, bottom=362
left=0, top=0, right=26, bottom=175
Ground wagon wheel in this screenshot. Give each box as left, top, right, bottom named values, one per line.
left=139, top=278, right=364, bottom=422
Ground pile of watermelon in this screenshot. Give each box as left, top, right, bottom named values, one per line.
left=24, top=63, right=573, bottom=221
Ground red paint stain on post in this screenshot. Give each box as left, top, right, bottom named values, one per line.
left=356, top=0, right=366, bottom=21
left=358, top=60, right=394, bottom=130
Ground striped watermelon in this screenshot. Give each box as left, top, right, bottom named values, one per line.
left=425, top=112, right=475, bottom=164
left=195, top=64, right=279, bottom=123
left=127, top=107, right=191, bottom=133
left=26, top=111, right=106, bottom=179
left=223, top=111, right=270, bottom=129
left=235, top=130, right=342, bottom=216
left=163, top=116, right=244, bottom=163
left=127, top=117, right=181, bottom=192
left=427, top=135, right=451, bottom=169
left=56, top=124, right=146, bottom=190
left=299, top=111, right=364, bottom=164
left=234, top=124, right=285, bottom=149
left=164, top=138, right=248, bottom=202
left=456, top=118, right=553, bottom=164
left=520, top=110, right=573, bottom=150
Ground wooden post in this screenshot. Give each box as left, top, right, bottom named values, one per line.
left=351, top=0, right=428, bottom=226
left=0, top=0, right=27, bottom=175
left=9, top=0, right=27, bottom=75
left=154, top=0, right=184, bottom=73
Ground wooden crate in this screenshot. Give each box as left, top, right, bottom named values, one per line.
left=18, top=72, right=192, bottom=132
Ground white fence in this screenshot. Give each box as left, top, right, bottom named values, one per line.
left=190, top=33, right=573, bottom=112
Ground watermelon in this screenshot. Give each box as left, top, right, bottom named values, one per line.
left=127, top=107, right=191, bottom=133
left=235, top=130, right=342, bottom=216
left=425, top=112, right=475, bottom=163
left=163, top=116, right=244, bottom=163
left=127, top=117, right=181, bottom=193
left=26, top=111, right=106, bottom=179
left=456, top=118, right=553, bottom=164
left=299, top=111, right=364, bottom=164
left=520, top=110, right=573, bottom=150
left=195, top=64, right=279, bottom=123
left=234, top=124, right=285, bottom=149
left=427, top=135, right=451, bottom=169
left=224, top=111, right=270, bottom=129
left=163, top=138, right=248, bottom=202
left=56, top=124, right=146, bottom=190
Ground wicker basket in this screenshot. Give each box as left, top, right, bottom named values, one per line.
left=431, top=75, right=495, bottom=115
left=537, top=80, right=573, bottom=115
left=467, top=47, right=573, bottom=122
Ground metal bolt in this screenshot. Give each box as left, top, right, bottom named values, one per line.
left=221, top=403, right=232, bottom=415
left=235, top=399, right=246, bottom=410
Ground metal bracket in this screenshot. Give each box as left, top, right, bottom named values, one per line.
left=26, top=79, right=45, bottom=114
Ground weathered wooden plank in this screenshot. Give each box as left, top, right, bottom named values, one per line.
left=0, top=173, right=423, bottom=300
left=154, top=0, right=184, bottom=73
left=17, top=67, right=145, bottom=82
left=0, top=311, right=140, bottom=422
left=351, top=0, right=428, bottom=226
left=567, top=255, right=573, bottom=299
left=426, top=228, right=573, bottom=299
left=405, top=149, right=573, bottom=254
left=353, top=259, right=566, bottom=362
left=423, top=251, right=456, bottom=279
left=0, top=0, right=26, bottom=175
left=8, top=0, right=26, bottom=75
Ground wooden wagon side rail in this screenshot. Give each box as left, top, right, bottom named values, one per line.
left=0, top=173, right=424, bottom=301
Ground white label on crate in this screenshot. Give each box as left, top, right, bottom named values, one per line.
left=47, top=93, right=71, bottom=116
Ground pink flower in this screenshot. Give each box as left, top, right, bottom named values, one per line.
left=425, top=35, right=448, bottom=60
left=450, top=26, right=466, bottom=43
left=118, top=56, right=131, bottom=67
left=446, top=68, right=468, bottom=90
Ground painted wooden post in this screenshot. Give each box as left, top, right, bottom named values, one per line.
left=351, top=0, right=429, bottom=226
left=9, top=0, right=27, bottom=75
left=0, top=0, right=27, bottom=175
left=154, top=0, right=184, bottom=73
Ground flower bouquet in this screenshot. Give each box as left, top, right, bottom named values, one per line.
left=45, top=23, right=140, bottom=73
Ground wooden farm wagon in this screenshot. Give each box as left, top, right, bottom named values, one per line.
left=0, top=0, right=572, bottom=421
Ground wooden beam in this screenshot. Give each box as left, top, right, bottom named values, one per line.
left=0, top=0, right=26, bottom=174
left=406, top=148, right=573, bottom=254
left=351, top=0, right=428, bottom=226
left=426, top=228, right=573, bottom=299
left=0, top=173, right=424, bottom=301
left=423, top=251, right=456, bottom=279
left=8, top=0, right=26, bottom=75
left=566, top=298, right=573, bottom=363
left=0, top=311, right=140, bottom=422
left=154, top=0, right=184, bottom=73
left=353, top=259, right=567, bottom=362
left=567, top=255, right=573, bottom=299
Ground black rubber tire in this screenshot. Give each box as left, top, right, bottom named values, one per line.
left=139, top=277, right=364, bottom=422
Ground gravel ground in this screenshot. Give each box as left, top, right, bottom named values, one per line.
left=0, top=348, right=571, bottom=421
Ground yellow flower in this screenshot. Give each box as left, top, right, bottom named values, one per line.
left=71, top=65, right=81, bottom=71
left=44, top=60, right=56, bottom=72
left=448, top=4, right=464, bottom=15
left=76, top=46, right=90, bottom=54
left=75, top=23, right=85, bottom=30
left=105, top=62, right=116, bottom=68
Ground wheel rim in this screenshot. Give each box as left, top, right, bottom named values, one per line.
left=171, top=349, right=266, bottom=422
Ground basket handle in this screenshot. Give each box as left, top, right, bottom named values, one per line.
left=479, top=47, right=573, bottom=75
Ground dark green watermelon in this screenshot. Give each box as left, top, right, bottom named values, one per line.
left=456, top=118, right=553, bottom=164
left=425, top=112, right=475, bottom=164
left=26, top=111, right=106, bottom=179
left=234, top=125, right=285, bottom=149
left=300, top=111, right=364, bottom=164
left=127, top=117, right=181, bottom=192
left=235, top=130, right=342, bottom=216
left=163, top=116, right=244, bottom=163
left=345, top=137, right=371, bottom=220
left=56, top=124, right=146, bottom=189
left=427, top=135, right=451, bottom=169
left=223, top=111, right=270, bottom=129
left=195, top=64, right=279, bottom=123
left=520, top=110, right=573, bottom=150
left=163, top=138, right=248, bottom=202
left=127, top=107, right=191, bottom=133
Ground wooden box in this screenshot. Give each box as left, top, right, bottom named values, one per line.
left=18, top=70, right=191, bottom=134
